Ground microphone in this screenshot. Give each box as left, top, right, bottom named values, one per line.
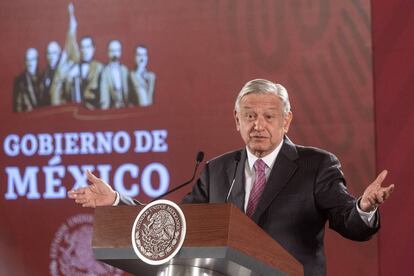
left=225, top=151, right=242, bottom=203
left=150, top=151, right=204, bottom=202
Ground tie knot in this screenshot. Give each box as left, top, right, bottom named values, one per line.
left=254, top=159, right=266, bottom=173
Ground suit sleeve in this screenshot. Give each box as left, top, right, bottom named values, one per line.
left=314, top=153, right=379, bottom=241
left=118, top=193, right=141, bottom=206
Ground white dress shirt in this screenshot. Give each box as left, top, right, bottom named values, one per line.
left=109, top=62, right=122, bottom=91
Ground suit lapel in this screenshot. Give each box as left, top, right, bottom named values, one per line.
left=251, top=138, right=298, bottom=223
left=226, top=149, right=246, bottom=212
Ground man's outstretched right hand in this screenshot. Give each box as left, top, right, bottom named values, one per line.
left=68, top=170, right=116, bottom=208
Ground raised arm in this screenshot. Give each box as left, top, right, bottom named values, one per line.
left=63, top=2, right=80, bottom=63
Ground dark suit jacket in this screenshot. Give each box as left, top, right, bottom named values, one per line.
left=13, top=71, right=41, bottom=112
left=181, top=137, right=379, bottom=276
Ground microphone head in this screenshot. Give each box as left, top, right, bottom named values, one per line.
left=196, top=151, right=205, bottom=164
left=234, top=151, right=242, bottom=162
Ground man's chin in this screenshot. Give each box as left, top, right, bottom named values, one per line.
left=247, top=144, right=272, bottom=156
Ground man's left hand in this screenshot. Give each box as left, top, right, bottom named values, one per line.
left=360, top=170, right=395, bottom=212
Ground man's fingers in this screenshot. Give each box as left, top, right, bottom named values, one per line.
left=374, top=193, right=384, bottom=204
left=365, top=195, right=376, bottom=206
left=382, top=184, right=395, bottom=200
left=86, top=170, right=100, bottom=183
left=370, top=184, right=395, bottom=205
left=386, top=184, right=395, bottom=193
left=68, top=189, right=84, bottom=196
left=75, top=198, right=88, bottom=204
left=361, top=171, right=394, bottom=211
left=68, top=188, right=86, bottom=198
left=82, top=201, right=96, bottom=208
left=72, top=191, right=88, bottom=202
left=373, top=170, right=388, bottom=186
left=74, top=195, right=96, bottom=208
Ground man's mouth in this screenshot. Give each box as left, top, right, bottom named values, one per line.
left=251, top=136, right=267, bottom=139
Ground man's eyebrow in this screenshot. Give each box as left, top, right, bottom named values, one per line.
left=241, top=106, right=279, bottom=111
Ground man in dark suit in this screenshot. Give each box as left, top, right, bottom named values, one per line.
left=181, top=138, right=377, bottom=275
left=69, top=79, right=394, bottom=275
left=100, top=40, right=130, bottom=109
left=64, top=36, right=103, bottom=109
left=13, top=48, right=41, bottom=112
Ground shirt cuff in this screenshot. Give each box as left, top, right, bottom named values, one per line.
left=356, top=198, right=377, bottom=227
left=112, top=191, right=120, bottom=206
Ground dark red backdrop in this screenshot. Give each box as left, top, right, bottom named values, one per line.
left=372, top=0, right=414, bottom=275
left=1, top=0, right=410, bottom=275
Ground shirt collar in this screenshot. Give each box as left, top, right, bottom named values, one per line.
left=246, top=139, right=284, bottom=171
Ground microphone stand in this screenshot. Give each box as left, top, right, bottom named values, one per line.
left=225, top=151, right=242, bottom=203
left=150, top=151, right=204, bottom=203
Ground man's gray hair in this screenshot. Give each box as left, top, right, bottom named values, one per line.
left=234, top=79, right=291, bottom=114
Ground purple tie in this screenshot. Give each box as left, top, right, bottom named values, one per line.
left=246, top=159, right=266, bottom=217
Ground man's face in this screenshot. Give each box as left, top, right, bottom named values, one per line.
left=46, top=42, right=61, bottom=68
left=234, top=93, right=292, bottom=157
left=108, top=41, right=121, bottom=61
left=25, top=48, right=38, bottom=75
left=80, top=38, right=95, bottom=62
left=135, top=47, right=148, bottom=69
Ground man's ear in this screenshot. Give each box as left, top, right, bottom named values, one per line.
left=283, top=111, right=293, bottom=133
left=234, top=110, right=240, bottom=131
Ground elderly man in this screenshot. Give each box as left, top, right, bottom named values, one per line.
left=65, top=36, right=103, bottom=109
left=13, top=48, right=41, bottom=112
left=100, top=40, right=130, bottom=109
left=69, top=79, right=394, bottom=276
left=41, top=41, right=62, bottom=106
left=129, top=45, right=156, bottom=106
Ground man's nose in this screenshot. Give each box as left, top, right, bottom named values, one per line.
left=254, top=117, right=265, bottom=130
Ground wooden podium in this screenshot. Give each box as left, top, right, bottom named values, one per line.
left=92, top=203, right=303, bottom=276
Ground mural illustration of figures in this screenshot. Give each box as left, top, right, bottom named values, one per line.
left=13, top=48, right=41, bottom=112
left=12, top=3, right=156, bottom=112
left=130, top=46, right=156, bottom=107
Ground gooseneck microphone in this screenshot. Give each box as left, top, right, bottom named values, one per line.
left=150, top=151, right=204, bottom=203
left=225, top=151, right=242, bottom=203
